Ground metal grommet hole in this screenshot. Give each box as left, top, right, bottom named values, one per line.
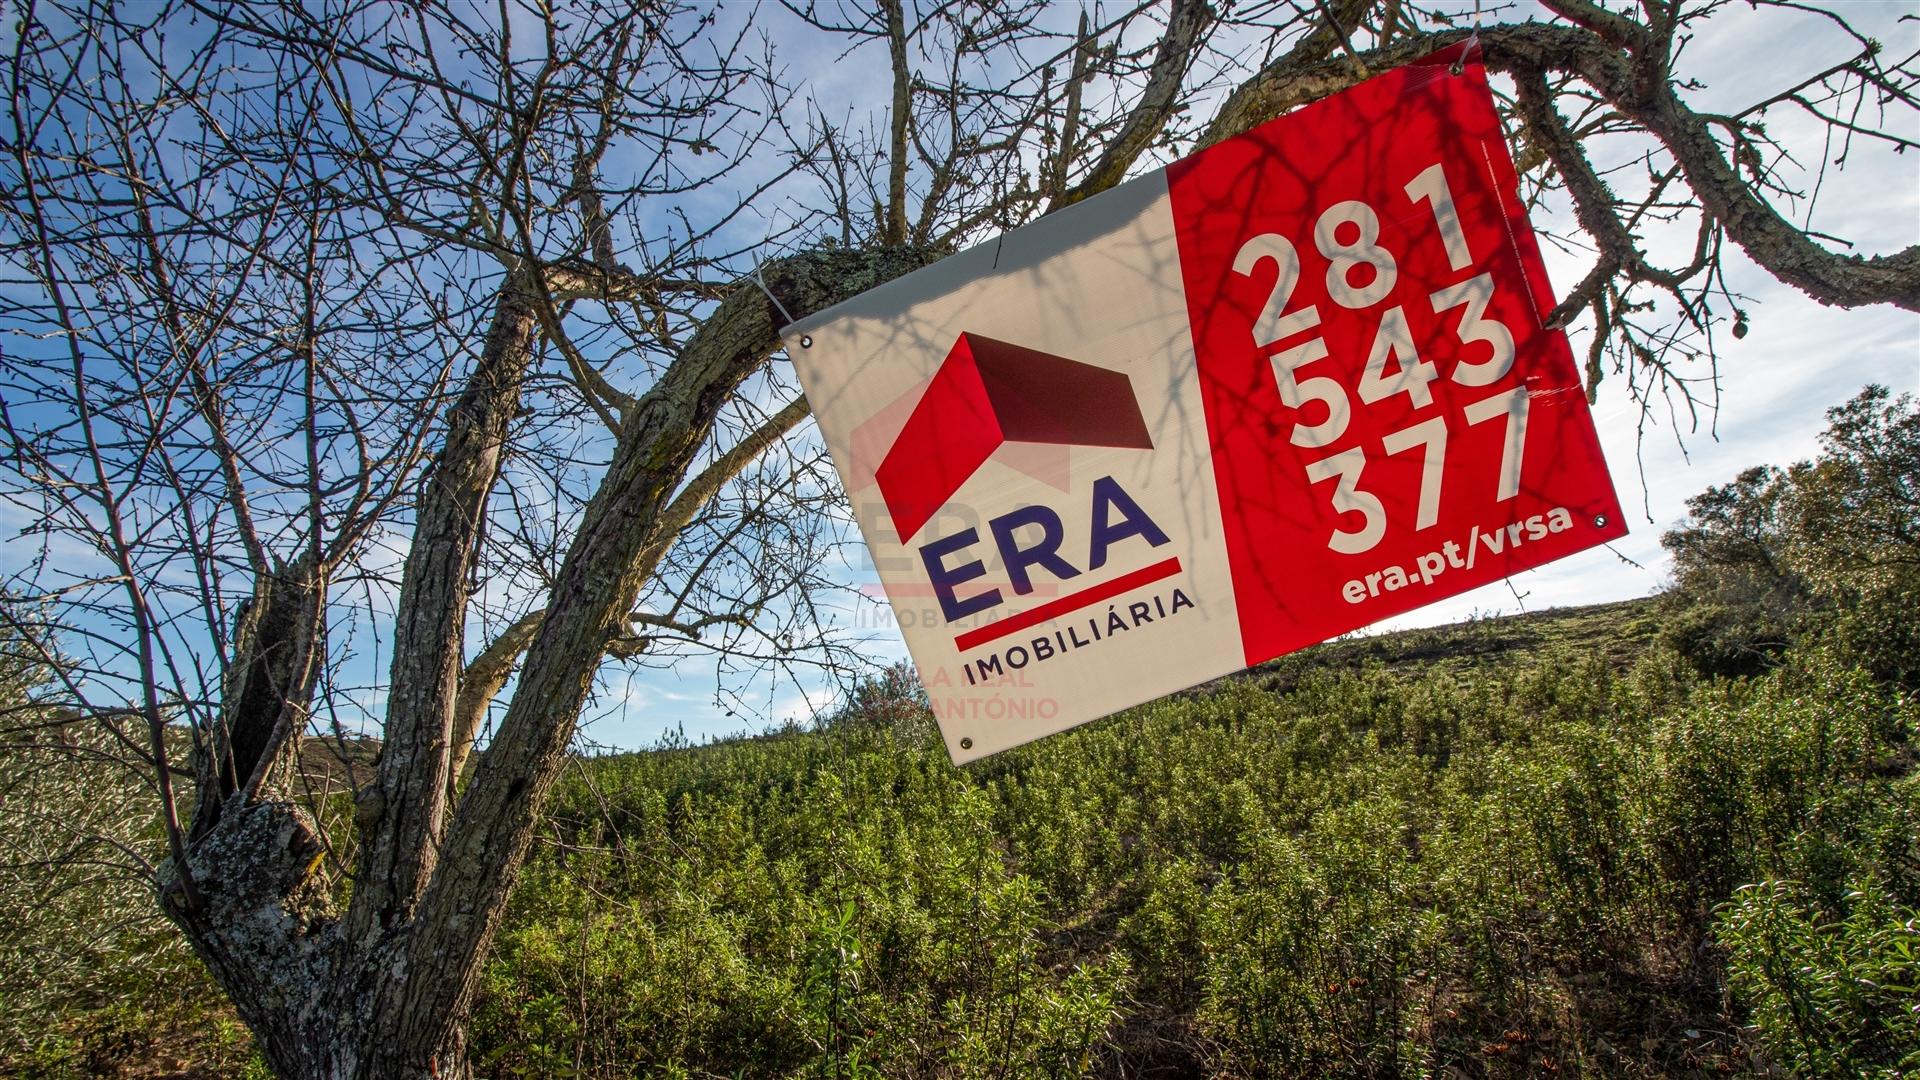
left=959, top=737, right=973, bottom=750
left=1594, top=514, right=1609, bottom=528
left=799, top=335, right=813, bottom=348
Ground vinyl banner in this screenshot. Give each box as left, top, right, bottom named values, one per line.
left=783, top=48, right=1627, bottom=763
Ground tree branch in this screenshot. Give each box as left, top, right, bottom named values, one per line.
left=1616, top=53, right=1920, bottom=309
left=1512, top=67, right=1669, bottom=327
left=1045, top=10, right=1095, bottom=202
left=882, top=0, right=912, bottom=245
left=441, top=394, right=813, bottom=780
left=445, top=608, right=543, bottom=790
left=1051, top=0, right=1214, bottom=210
left=348, top=268, right=540, bottom=940
left=1537, top=0, right=1650, bottom=52
left=1201, top=0, right=1377, bottom=148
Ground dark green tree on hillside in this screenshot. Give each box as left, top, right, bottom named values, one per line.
left=1661, top=463, right=1804, bottom=673
left=1782, top=385, right=1920, bottom=682
left=1663, top=385, right=1920, bottom=680
left=2, top=1, right=1916, bottom=1075
left=1784, top=386, right=1920, bottom=594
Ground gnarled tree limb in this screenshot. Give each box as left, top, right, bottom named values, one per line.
left=1205, top=21, right=1920, bottom=310
left=381, top=247, right=939, bottom=1053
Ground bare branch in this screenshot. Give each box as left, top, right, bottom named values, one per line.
left=882, top=0, right=913, bottom=245
left=1053, top=0, right=1215, bottom=209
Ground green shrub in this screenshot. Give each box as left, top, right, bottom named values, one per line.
left=1662, top=385, right=1920, bottom=685
left=1718, top=878, right=1920, bottom=1077
left=1660, top=599, right=1792, bottom=678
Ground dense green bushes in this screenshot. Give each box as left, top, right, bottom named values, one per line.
left=1662, top=385, right=1920, bottom=685
left=0, top=626, right=265, bottom=1076
left=468, top=628, right=1915, bottom=1077
left=9, top=598, right=1912, bottom=1076
left=1719, top=878, right=1920, bottom=1077
left=474, top=726, right=1134, bottom=1078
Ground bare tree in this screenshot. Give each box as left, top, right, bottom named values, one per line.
left=0, top=0, right=1914, bottom=1076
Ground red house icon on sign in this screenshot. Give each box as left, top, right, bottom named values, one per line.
left=875, top=333, right=1155, bottom=541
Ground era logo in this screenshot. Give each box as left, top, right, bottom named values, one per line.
left=870, top=333, right=1168, bottom=624
left=919, top=476, right=1169, bottom=622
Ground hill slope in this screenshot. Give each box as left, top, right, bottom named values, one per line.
left=467, top=595, right=1914, bottom=1078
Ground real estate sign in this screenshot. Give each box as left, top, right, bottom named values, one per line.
left=784, top=47, right=1627, bottom=763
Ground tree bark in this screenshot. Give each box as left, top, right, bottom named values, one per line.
left=1051, top=0, right=1215, bottom=210
left=366, top=247, right=939, bottom=1062
left=350, top=268, right=542, bottom=944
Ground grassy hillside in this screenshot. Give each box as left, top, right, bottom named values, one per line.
left=457, top=596, right=1915, bottom=1078
left=1254, top=598, right=1662, bottom=678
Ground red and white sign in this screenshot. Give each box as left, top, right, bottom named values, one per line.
left=785, top=48, right=1626, bottom=763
